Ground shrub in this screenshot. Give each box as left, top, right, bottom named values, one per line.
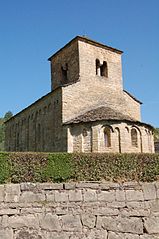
left=0, top=152, right=159, bottom=183
left=0, top=152, right=10, bottom=183
left=9, top=152, right=48, bottom=183
left=41, top=153, right=74, bottom=182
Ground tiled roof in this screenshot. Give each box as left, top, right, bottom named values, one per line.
left=64, top=106, right=153, bottom=129
left=64, top=106, right=136, bottom=124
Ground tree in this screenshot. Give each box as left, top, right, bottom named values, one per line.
left=4, top=111, right=13, bottom=121
left=0, top=111, right=13, bottom=151
left=154, top=128, right=159, bottom=141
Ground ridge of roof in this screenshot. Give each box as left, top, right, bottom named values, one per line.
left=48, top=35, right=123, bottom=61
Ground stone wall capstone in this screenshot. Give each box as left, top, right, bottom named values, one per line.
left=0, top=181, right=159, bottom=238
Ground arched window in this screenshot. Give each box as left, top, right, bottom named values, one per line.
left=115, top=127, right=121, bottom=153
left=104, top=127, right=111, bottom=147
left=131, top=128, right=138, bottom=147
left=125, top=126, right=129, bottom=133
left=101, top=61, right=108, bottom=77
left=61, top=63, right=68, bottom=83
left=96, top=59, right=100, bottom=76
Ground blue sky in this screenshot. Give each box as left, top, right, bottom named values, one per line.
left=0, top=0, right=159, bottom=126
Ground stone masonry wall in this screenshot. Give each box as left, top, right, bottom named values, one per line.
left=67, top=121, right=154, bottom=153
left=0, top=181, right=159, bottom=239
left=5, top=88, right=67, bottom=152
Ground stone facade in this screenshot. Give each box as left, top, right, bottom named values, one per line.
left=155, top=141, right=159, bottom=152
left=0, top=181, right=159, bottom=238
left=5, top=36, right=154, bottom=152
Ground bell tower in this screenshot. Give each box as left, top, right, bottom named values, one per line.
left=48, top=36, right=123, bottom=91
left=48, top=37, right=80, bottom=91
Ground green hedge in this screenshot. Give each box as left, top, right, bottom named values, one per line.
left=0, top=152, right=159, bottom=184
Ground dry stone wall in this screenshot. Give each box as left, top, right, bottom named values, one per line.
left=0, top=181, right=159, bottom=239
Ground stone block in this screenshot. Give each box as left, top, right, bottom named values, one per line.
left=61, top=215, right=82, bottom=232
left=69, top=190, right=82, bottom=202
left=14, top=229, right=42, bottom=239
left=93, top=207, right=119, bottom=216
left=144, top=217, right=159, bottom=234
left=0, top=208, right=19, bottom=216
left=107, top=201, right=126, bottom=208
left=0, top=229, right=13, bottom=239
left=0, top=185, right=4, bottom=202
left=46, top=192, right=55, bottom=202
left=5, top=184, right=20, bottom=202
left=81, top=214, right=96, bottom=228
left=1, top=215, right=9, bottom=228
left=116, top=190, right=126, bottom=201
left=64, top=183, right=76, bottom=190
left=108, top=231, right=139, bottom=239
left=43, top=231, right=69, bottom=239
left=39, top=213, right=61, bottom=231
left=149, top=200, right=159, bottom=216
left=20, top=182, right=39, bottom=192
left=98, top=191, right=115, bottom=202
left=21, top=207, right=44, bottom=214
left=55, top=206, right=68, bottom=215
left=123, top=181, right=140, bottom=189
left=101, top=182, right=120, bottom=190
left=39, top=183, right=63, bottom=190
left=142, top=183, right=157, bottom=200
left=120, top=208, right=150, bottom=217
left=155, top=181, right=159, bottom=189
left=20, top=191, right=45, bottom=202
left=83, top=189, right=97, bottom=202
left=140, top=234, right=159, bottom=239
left=76, top=182, right=100, bottom=189
left=86, top=229, right=107, bottom=239
left=126, top=190, right=144, bottom=201
left=97, top=216, right=143, bottom=234
left=8, top=215, right=39, bottom=229
left=55, top=191, right=69, bottom=202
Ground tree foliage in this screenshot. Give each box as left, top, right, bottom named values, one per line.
left=154, top=128, right=159, bottom=141
left=0, top=111, right=13, bottom=151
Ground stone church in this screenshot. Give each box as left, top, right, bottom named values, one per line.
left=5, top=36, right=154, bottom=153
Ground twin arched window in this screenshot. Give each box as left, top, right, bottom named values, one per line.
left=96, top=59, right=108, bottom=77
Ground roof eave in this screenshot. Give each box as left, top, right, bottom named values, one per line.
left=48, top=35, right=123, bottom=61
left=63, top=118, right=154, bottom=130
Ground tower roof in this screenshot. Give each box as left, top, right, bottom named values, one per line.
left=48, top=35, right=123, bottom=61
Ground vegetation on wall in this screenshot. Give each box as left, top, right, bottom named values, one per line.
left=0, top=152, right=159, bottom=184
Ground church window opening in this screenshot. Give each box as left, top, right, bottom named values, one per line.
left=61, top=63, right=68, bottom=83
left=96, top=59, right=108, bottom=77
left=131, top=128, right=138, bottom=147
left=101, top=61, right=108, bottom=77
left=104, top=127, right=111, bottom=147
left=96, top=59, right=100, bottom=76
